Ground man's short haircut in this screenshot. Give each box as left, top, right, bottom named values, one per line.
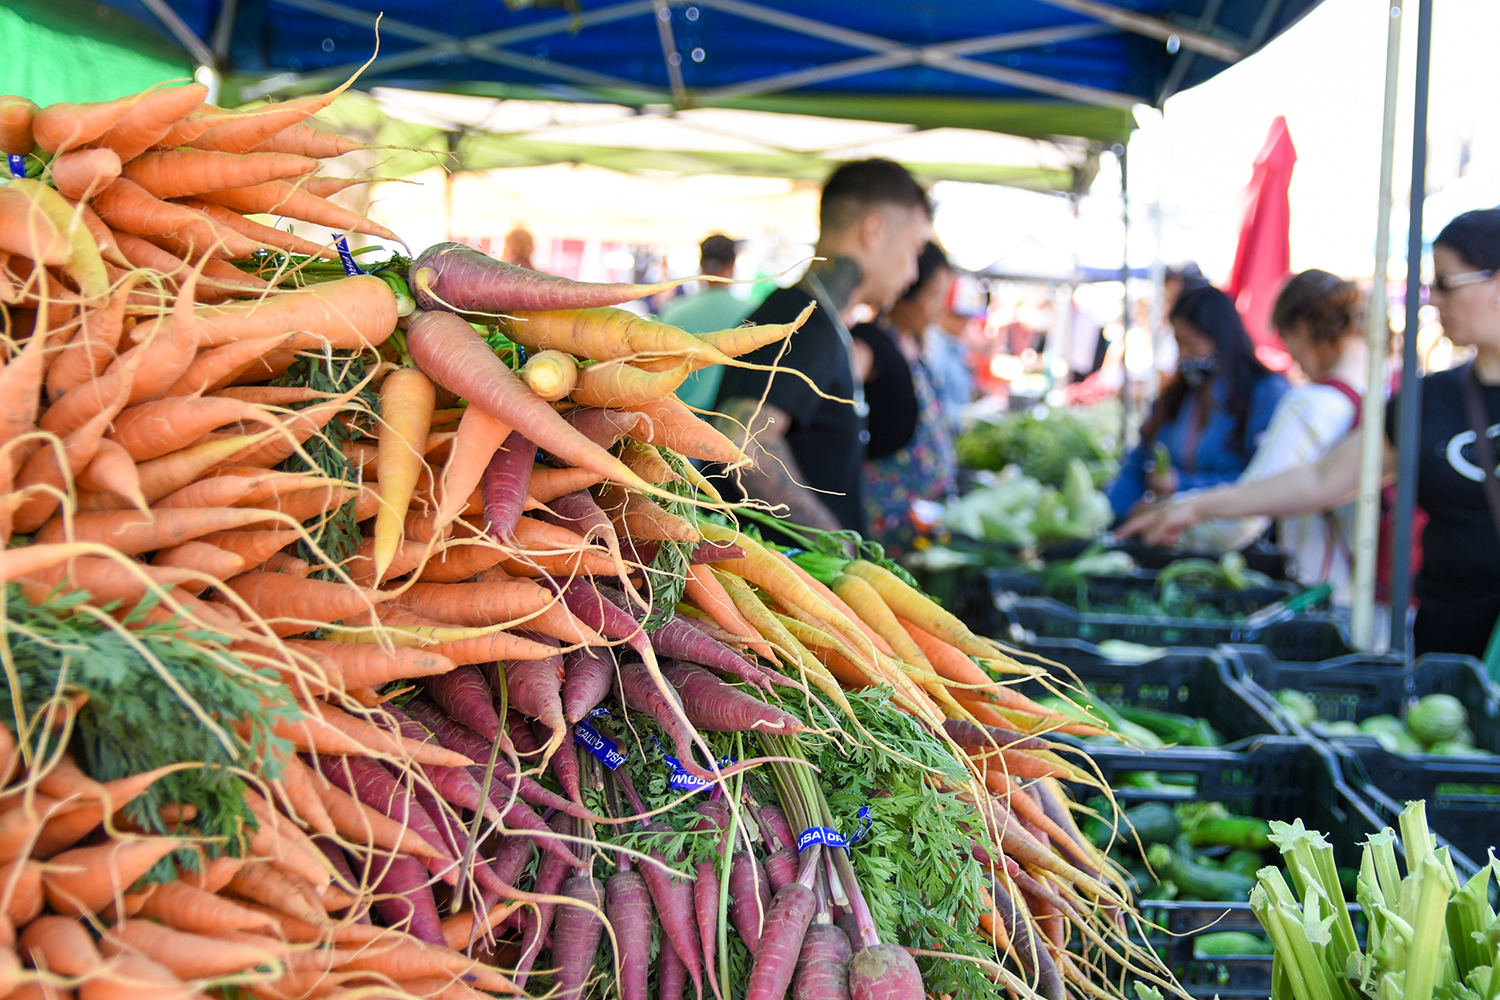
left=819, top=158, right=931, bottom=234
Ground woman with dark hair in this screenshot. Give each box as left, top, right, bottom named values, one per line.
left=1173, top=270, right=1370, bottom=604
left=1123, top=208, right=1500, bottom=657
left=851, top=241, right=958, bottom=553
left=1105, top=284, right=1290, bottom=518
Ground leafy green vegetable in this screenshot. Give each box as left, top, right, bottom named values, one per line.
left=0, top=586, right=300, bottom=881
left=956, top=403, right=1120, bottom=487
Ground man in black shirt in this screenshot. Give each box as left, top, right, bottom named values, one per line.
left=712, top=159, right=932, bottom=534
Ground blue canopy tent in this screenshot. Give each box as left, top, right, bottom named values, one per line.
left=87, top=0, right=1323, bottom=144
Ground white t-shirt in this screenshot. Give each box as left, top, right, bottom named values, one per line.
left=1181, top=382, right=1359, bottom=604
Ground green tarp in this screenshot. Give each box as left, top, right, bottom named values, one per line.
left=0, top=0, right=191, bottom=106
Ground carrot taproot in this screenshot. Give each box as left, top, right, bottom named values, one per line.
left=223, top=861, right=329, bottom=927
left=304, top=770, right=439, bottom=860
left=112, top=261, right=205, bottom=406
left=563, top=406, right=651, bottom=449
left=344, top=536, right=427, bottom=588
left=527, top=466, right=605, bottom=505
left=209, top=386, right=334, bottom=406
left=521, top=598, right=605, bottom=646
left=152, top=473, right=261, bottom=510
left=107, top=233, right=248, bottom=300
left=151, top=540, right=245, bottom=582
left=661, top=662, right=803, bottom=734
left=897, top=617, right=998, bottom=691
left=123, top=149, right=318, bottom=200
left=619, top=440, right=679, bottom=484
left=18, top=914, right=101, bottom=976
left=256, top=124, right=369, bottom=159
left=17, top=556, right=199, bottom=608
left=11, top=394, right=130, bottom=532
left=507, top=307, right=739, bottom=367
left=239, top=482, right=357, bottom=526
left=0, top=186, right=69, bottom=265
left=368, top=613, right=562, bottom=668
left=196, top=529, right=300, bottom=568
left=519, top=349, right=577, bottom=401
left=372, top=367, right=436, bottom=583
left=406, top=309, right=653, bottom=493
left=197, top=180, right=401, bottom=244
left=0, top=860, right=42, bottom=927
left=72, top=199, right=129, bottom=268
left=50, top=148, right=121, bottom=201
left=165, top=335, right=292, bottom=397
left=684, top=564, right=767, bottom=649
left=93, top=178, right=262, bottom=259
left=284, top=640, right=456, bottom=689
left=412, top=540, right=505, bottom=584
left=410, top=240, right=728, bottom=313
left=0, top=96, right=36, bottom=155
left=699, top=302, right=815, bottom=361
left=102, top=919, right=282, bottom=980
left=307, top=699, right=472, bottom=768
left=185, top=69, right=363, bottom=155
left=46, top=276, right=139, bottom=402
left=394, top=580, right=553, bottom=628
left=223, top=572, right=383, bottom=637
left=844, top=560, right=1015, bottom=665
left=42, top=837, right=181, bottom=915
left=433, top=405, right=511, bottom=529
left=176, top=198, right=337, bottom=260
left=108, top=395, right=271, bottom=462
left=31, top=93, right=141, bottom=153
left=35, top=506, right=271, bottom=556
left=601, top=487, right=700, bottom=543
left=571, top=358, right=689, bottom=408
left=335, top=940, right=520, bottom=995
left=625, top=395, right=747, bottom=465
left=91, top=82, right=207, bottom=161
left=134, top=879, right=278, bottom=934
left=127, top=274, right=396, bottom=351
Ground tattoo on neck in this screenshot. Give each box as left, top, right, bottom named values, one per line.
left=809, top=257, right=863, bottom=312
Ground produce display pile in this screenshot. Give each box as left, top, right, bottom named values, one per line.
left=0, top=81, right=1184, bottom=1000
left=955, top=404, right=1120, bottom=490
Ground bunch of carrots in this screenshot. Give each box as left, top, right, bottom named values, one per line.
left=0, top=78, right=1179, bottom=1000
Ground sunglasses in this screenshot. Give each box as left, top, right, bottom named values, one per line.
left=1432, top=269, right=1496, bottom=293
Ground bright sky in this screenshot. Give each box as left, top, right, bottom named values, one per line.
left=936, top=0, right=1500, bottom=286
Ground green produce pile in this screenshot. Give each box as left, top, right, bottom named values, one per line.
left=1251, top=800, right=1499, bottom=1000
left=943, top=460, right=1113, bottom=547
left=1087, top=800, right=1279, bottom=907
left=956, top=401, right=1121, bottom=486
left=1275, top=691, right=1492, bottom=758
left=1037, top=691, right=1226, bottom=751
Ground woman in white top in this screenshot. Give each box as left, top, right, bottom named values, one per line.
left=1175, top=270, right=1368, bottom=604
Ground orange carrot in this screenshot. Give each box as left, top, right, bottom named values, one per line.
left=177, top=198, right=337, bottom=260
left=73, top=199, right=129, bottom=268
left=0, top=96, right=36, bottom=156
left=210, top=385, right=334, bottom=406
left=101, top=919, right=282, bottom=980
left=571, top=358, right=689, bottom=408
left=436, top=405, right=511, bottom=530
left=283, top=640, right=457, bottom=689
left=625, top=395, right=747, bottom=465
left=224, top=862, right=328, bottom=927
left=36, top=506, right=273, bottom=556
left=898, top=618, right=996, bottom=691
left=112, top=263, right=204, bottom=406
left=394, top=579, right=554, bottom=628
left=166, top=334, right=294, bottom=397
left=518, top=598, right=606, bottom=646
left=47, top=276, right=138, bottom=401
left=602, top=488, right=699, bottom=542
left=152, top=540, right=245, bottom=582
left=152, top=474, right=262, bottom=510
left=619, top=439, right=678, bottom=483
left=224, top=572, right=383, bottom=637
left=345, top=537, right=429, bottom=588
left=74, top=439, right=147, bottom=511
left=11, top=391, right=130, bottom=532
left=31, top=93, right=141, bottom=153
left=306, top=770, right=442, bottom=860
left=264, top=752, right=334, bottom=836
left=109, top=395, right=272, bottom=462
left=415, top=542, right=506, bottom=584
left=196, top=531, right=300, bottom=571
left=527, top=467, right=606, bottom=505
left=186, top=72, right=364, bottom=155
left=49, top=148, right=121, bottom=201
left=254, top=124, right=369, bottom=159
left=198, top=180, right=402, bottom=244
left=373, top=368, right=436, bottom=583
left=91, top=82, right=207, bottom=161
left=123, top=149, right=318, bottom=199
left=0, top=187, right=69, bottom=265
left=134, top=879, right=278, bottom=934
left=18, top=914, right=102, bottom=976
left=0, top=860, right=42, bottom=927
left=684, top=563, right=770, bottom=651
left=335, top=942, right=519, bottom=994
left=92, top=178, right=262, bottom=259
left=42, top=837, right=182, bottom=915
left=301, top=699, right=472, bottom=768
left=18, top=557, right=199, bottom=608
left=223, top=398, right=356, bottom=470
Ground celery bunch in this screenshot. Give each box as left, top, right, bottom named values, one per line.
left=1250, top=801, right=1499, bottom=1000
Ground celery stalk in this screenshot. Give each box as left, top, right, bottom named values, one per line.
left=1368, top=830, right=1405, bottom=913
left=1272, top=819, right=1361, bottom=985
left=1400, top=801, right=1438, bottom=876
left=1447, top=865, right=1492, bottom=982
left=1404, top=853, right=1458, bottom=1000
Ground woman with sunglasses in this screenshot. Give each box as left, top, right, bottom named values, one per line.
left=1122, top=208, right=1500, bottom=656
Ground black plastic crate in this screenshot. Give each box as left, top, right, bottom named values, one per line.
left=990, top=567, right=1297, bottom=615
left=909, top=562, right=1005, bottom=640
left=1011, top=647, right=1290, bottom=744
left=1138, top=901, right=1272, bottom=1000
left=995, top=594, right=1353, bottom=663
left=1228, top=648, right=1500, bottom=867
left=1034, top=538, right=1292, bottom=579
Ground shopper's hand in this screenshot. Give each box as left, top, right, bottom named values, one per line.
left=1146, top=464, right=1179, bottom=497
left=1118, top=496, right=1202, bottom=545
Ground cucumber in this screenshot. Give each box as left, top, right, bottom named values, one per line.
left=1146, top=841, right=1255, bottom=902
left=1184, top=815, right=1272, bottom=850
left=1124, top=802, right=1180, bottom=846
left=1115, top=704, right=1203, bottom=744
left=1194, top=931, right=1273, bottom=958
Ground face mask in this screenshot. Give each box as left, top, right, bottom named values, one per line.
left=1179, top=355, right=1218, bottom=388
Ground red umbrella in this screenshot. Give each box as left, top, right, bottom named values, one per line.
left=1225, top=116, right=1298, bottom=372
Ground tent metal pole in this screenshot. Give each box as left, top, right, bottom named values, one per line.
left=1389, top=0, right=1433, bottom=656
left=1119, top=145, right=1131, bottom=445
left=1350, top=1, right=1404, bottom=651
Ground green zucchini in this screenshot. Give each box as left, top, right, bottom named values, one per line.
left=1124, top=802, right=1180, bottom=846
left=1146, top=841, right=1255, bottom=901
left=1194, top=931, right=1273, bottom=957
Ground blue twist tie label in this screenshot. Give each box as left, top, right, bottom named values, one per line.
left=781, top=548, right=807, bottom=559
left=797, top=826, right=849, bottom=852
left=331, top=233, right=367, bottom=276
left=573, top=707, right=627, bottom=770
left=663, top=753, right=734, bottom=792
left=848, top=806, right=873, bottom=845
left=6, top=155, right=24, bottom=178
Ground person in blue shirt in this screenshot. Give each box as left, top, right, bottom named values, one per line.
left=1107, top=283, right=1289, bottom=519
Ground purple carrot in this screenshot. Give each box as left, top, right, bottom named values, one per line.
left=563, top=646, right=617, bottom=724
left=480, top=430, right=535, bottom=539
left=660, top=662, right=805, bottom=734
left=554, top=873, right=608, bottom=1000
left=551, top=577, right=653, bottom=664
left=1031, top=779, right=1099, bottom=863
left=507, top=655, right=567, bottom=741
left=989, top=876, right=1063, bottom=1000
left=940, top=718, right=1053, bottom=753
left=794, top=923, right=852, bottom=1000
left=411, top=241, right=715, bottom=313
left=404, top=698, right=595, bottom=822
left=506, top=708, right=546, bottom=758
left=606, top=862, right=655, bottom=1000
left=534, top=718, right=583, bottom=804
left=659, top=938, right=688, bottom=1000
left=847, top=945, right=924, bottom=1000
left=835, top=913, right=864, bottom=955
left=491, top=835, right=537, bottom=888
left=314, top=754, right=457, bottom=875
left=623, top=536, right=660, bottom=568
left=368, top=851, right=445, bottom=945
left=564, top=406, right=652, bottom=449
left=595, top=587, right=778, bottom=692
left=382, top=701, right=500, bottom=820
left=418, top=664, right=501, bottom=741
left=311, top=837, right=370, bottom=923
left=406, top=774, right=510, bottom=898
left=757, top=805, right=795, bottom=852
left=533, top=488, right=616, bottom=541
left=514, top=814, right=574, bottom=988
left=690, top=541, right=744, bottom=564
left=692, top=801, right=731, bottom=1000
left=729, top=850, right=774, bottom=956
left=764, top=848, right=798, bottom=894
left=744, top=846, right=820, bottom=1000
left=639, top=821, right=704, bottom=998
left=615, top=662, right=712, bottom=782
